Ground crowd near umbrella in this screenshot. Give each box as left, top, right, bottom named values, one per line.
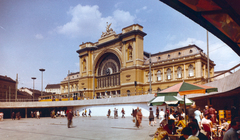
left=149, top=82, right=218, bottom=124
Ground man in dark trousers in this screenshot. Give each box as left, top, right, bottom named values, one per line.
left=156, top=107, right=159, bottom=119
left=67, top=109, right=73, bottom=128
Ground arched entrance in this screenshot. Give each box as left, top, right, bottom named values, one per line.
left=95, top=53, right=121, bottom=98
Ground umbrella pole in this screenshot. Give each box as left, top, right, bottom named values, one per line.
left=184, top=95, right=187, bottom=126
left=166, top=104, right=168, bottom=124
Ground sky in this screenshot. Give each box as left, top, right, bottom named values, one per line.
left=1, top=0, right=239, bottom=91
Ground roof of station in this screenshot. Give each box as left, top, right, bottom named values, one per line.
left=159, top=0, right=240, bottom=56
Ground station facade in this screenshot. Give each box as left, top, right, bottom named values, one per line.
left=60, top=24, right=215, bottom=99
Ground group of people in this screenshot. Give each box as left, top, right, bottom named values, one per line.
left=82, top=109, right=91, bottom=117
left=11, top=112, right=21, bottom=120
left=49, top=109, right=92, bottom=118
left=132, top=107, right=143, bottom=128
left=152, top=104, right=240, bottom=140
left=107, top=108, right=125, bottom=119
left=64, top=108, right=92, bottom=128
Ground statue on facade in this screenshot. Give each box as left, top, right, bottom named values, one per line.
left=101, top=22, right=116, bottom=38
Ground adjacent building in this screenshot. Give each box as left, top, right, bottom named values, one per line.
left=45, top=84, right=61, bottom=94
left=0, top=75, right=17, bottom=102
left=60, top=24, right=215, bottom=99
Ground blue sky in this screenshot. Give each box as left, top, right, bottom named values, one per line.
left=1, top=0, right=239, bottom=91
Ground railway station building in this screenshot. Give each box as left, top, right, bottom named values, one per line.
left=60, top=24, right=215, bottom=99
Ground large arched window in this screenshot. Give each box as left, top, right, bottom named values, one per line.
left=167, top=68, right=171, bottom=80
left=157, top=70, right=161, bottom=81
left=96, top=53, right=121, bottom=88
left=177, top=67, right=182, bottom=78
left=189, top=65, right=194, bottom=77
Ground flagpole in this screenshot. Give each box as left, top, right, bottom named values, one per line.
left=207, top=30, right=210, bottom=83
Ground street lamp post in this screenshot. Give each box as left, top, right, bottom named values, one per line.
left=149, top=53, right=152, bottom=94
left=31, top=77, right=36, bottom=101
left=39, top=68, right=45, bottom=96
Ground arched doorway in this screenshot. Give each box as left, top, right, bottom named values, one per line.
left=96, top=53, right=121, bottom=88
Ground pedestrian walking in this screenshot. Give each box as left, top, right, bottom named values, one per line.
left=149, top=107, right=154, bottom=126
left=114, top=108, right=118, bottom=119
left=36, top=111, right=40, bottom=119
left=30, top=111, right=34, bottom=118
left=11, top=112, right=15, bottom=120
left=194, top=106, right=202, bottom=126
left=16, top=112, right=21, bottom=120
left=121, top=108, right=125, bottom=118
left=67, top=109, right=73, bottom=128
left=88, top=109, right=91, bottom=117
left=133, top=108, right=138, bottom=126
left=159, top=109, right=165, bottom=124
left=188, top=104, right=196, bottom=122
left=136, top=109, right=143, bottom=128
left=156, top=107, right=159, bottom=119
left=84, top=109, right=87, bottom=117
left=107, top=109, right=111, bottom=118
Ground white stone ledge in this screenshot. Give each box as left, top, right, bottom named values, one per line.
left=0, top=94, right=155, bottom=108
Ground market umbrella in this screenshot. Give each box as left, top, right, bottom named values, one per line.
left=148, top=93, right=194, bottom=106
left=158, top=82, right=218, bottom=95
left=158, top=82, right=218, bottom=125
left=158, top=81, right=218, bottom=110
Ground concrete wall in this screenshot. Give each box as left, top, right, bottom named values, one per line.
left=72, top=103, right=166, bottom=117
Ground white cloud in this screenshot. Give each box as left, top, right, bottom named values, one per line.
left=136, top=6, right=148, bottom=13
left=112, top=10, right=135, bottom=29
left=35, top=34, right=44, bottom=39
left=114, top=2, right=124, bottom=8
left=163, top=38, right=205, bottom=51
left=56, top=4, right=135, bottom=38
left=166, top=34, right=176, bottom=41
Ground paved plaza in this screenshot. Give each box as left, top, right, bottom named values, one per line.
left=0, top=116, right=158, bottom=140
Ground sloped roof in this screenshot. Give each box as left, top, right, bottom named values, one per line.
left=45, top=84, right=60, bottom=89
left=0, top=75, right=16, bottom=83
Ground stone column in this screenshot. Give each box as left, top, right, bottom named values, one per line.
left=25, top=108, right=27, bottom=118
left=162, top=68, right=165, bottom=82
left=184, top=64, right=186, bottom=79
left=195, top=60, right=202, bottom=78
left=172, top=66, right=175, bottom=80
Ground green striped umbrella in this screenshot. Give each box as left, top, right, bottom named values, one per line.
left=148, top=93, right=194, bottom=106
